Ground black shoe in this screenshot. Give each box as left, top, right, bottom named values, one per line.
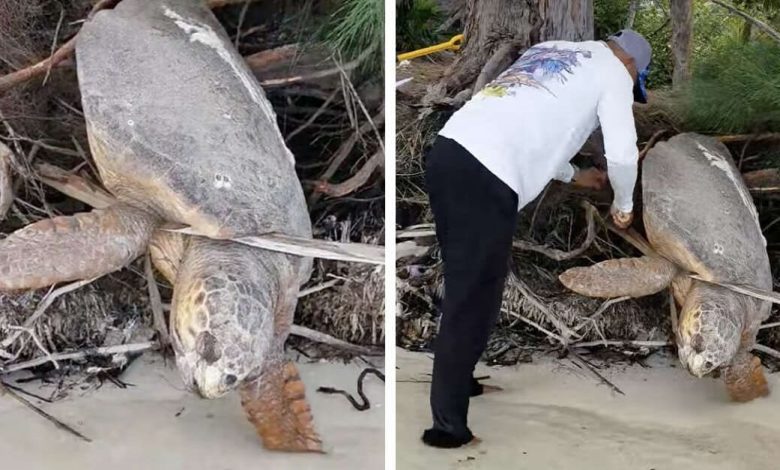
left=470, top=377, right=484, bottom=397
left=421, top=428, right=474, bottom=448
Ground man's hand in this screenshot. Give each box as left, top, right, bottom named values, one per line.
left=610, top=205, right=634, bottom=229
left=571, top=168, right=607, bottom=191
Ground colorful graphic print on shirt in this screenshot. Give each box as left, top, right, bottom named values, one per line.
left=480, top=45, right=593, bottom=98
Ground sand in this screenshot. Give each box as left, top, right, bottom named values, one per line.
left=396, top=348, right=780, bottom=470
left=0, top=354, right=384, bottom=470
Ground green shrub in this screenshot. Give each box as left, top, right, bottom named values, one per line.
left=325, top=0, right=384, bottom=74
left=396, top=0, right=444, bottom=53
left=675, top=39, right=780, bottom=133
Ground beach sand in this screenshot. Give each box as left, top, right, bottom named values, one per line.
left=396, top=348, right=780, bottom=470
left=0, top=353, right=384, bottom=470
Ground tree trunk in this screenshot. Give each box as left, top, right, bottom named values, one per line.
left=670, top=0, right=693, bottom=88
left=425, top=0, right=594, bottom=105
left=625, top=0, right=640, bottom=29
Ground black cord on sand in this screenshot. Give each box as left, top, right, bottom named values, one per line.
left=316, top=367, right=385, bottom=411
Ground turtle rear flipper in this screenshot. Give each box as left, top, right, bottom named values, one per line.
left=0, top=204, right=157, bottom=290
left=724, top=353, right=769, bottom=402
left=240, top=361, right=323, bottom=453
left=559, top=256, right=677, bottom=298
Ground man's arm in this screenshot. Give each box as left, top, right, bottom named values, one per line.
left=597, top=76, right=639, bottom=219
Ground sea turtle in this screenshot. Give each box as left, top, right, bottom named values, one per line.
left=0, top=0, right=322, bottom=451
left=560, top=133, right=772, bottom=402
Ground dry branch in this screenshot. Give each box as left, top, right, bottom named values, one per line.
left=144, top=255, right=169, bottom=348
left=513, top=201, right=597, bottom=260
left=0, top=0, right=119, bottom=96
left=0, top=0, right=262, bottom=97
left=717, top=133, right=780, bottom=143
left=309, top=107, right=385, bottom=205
left=253, top=48, right=373, bottom=88
left=743, top=169, right=780, bottom=194
left=289, top=325, right=382, bottom=356
left=0, top=381, right=91, bottom=442
left=1, top=342, right=156, bottom=374
left=315, top=151, right=383, bottom=198
left=639, top=130, right=667, bottom=161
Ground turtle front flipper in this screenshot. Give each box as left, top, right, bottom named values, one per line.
left=0, top=203, right=158, bottom=290
left=724, top=352, right=769, bottom=402
left=240, top=361, right=323, bottom=453
left=559, top=256, right=677, bottom=298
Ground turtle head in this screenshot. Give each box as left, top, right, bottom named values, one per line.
left=170, top=243, right=276, bottom=399
left=676, top=285, right=742, bottom=377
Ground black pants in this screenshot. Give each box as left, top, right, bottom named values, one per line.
left=425, top=136, right=519, bottom=440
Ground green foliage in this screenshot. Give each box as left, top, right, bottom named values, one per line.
left=674, top=40, right=780, bottom=133
left=396, top=0, right=444, bottom=53
left=594, top=0, right=746, bottom=87
left=324, top=0, right=384, bottom=74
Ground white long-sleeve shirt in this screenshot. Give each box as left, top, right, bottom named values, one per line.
left=439, top=40, right=638, bottom=212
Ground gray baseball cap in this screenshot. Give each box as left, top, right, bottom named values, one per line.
left=608, top=29, right=652, bottom=103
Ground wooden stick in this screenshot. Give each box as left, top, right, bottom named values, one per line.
left=717, top=132, right=780, bottom=143
left=289, top=325, right=382, bottom=356
left=502, top=309, right=567, bottom=345
left=573, top=296, right=632, bottom=333
left=638, top=130, right=666, bottom=161
left=571, top=340, right=670, bottom=348
left=253, top=48, right=373, bottom=87
left=1, top=342, right=156, bottom=374
left=0, top=0, right=119, bottom=96
left=309, top=108, right=385, bottom=206
left=0, top=0, right=260, bottom=96
left=513, top=201, right=597, bottom=261
left=0, top=381, right=91, bottom=442
left=144, top=255, right=169, bottom=348
left=297, top=279, right=340, bottom=298
left=314, top=151, right=383, bottom=198
left=568, top=350, right=625, bottom=395
left=753, top=344, right=780, bottom=360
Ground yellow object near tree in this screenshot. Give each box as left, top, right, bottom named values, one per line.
left=397, top=34, right=464, bottom=61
